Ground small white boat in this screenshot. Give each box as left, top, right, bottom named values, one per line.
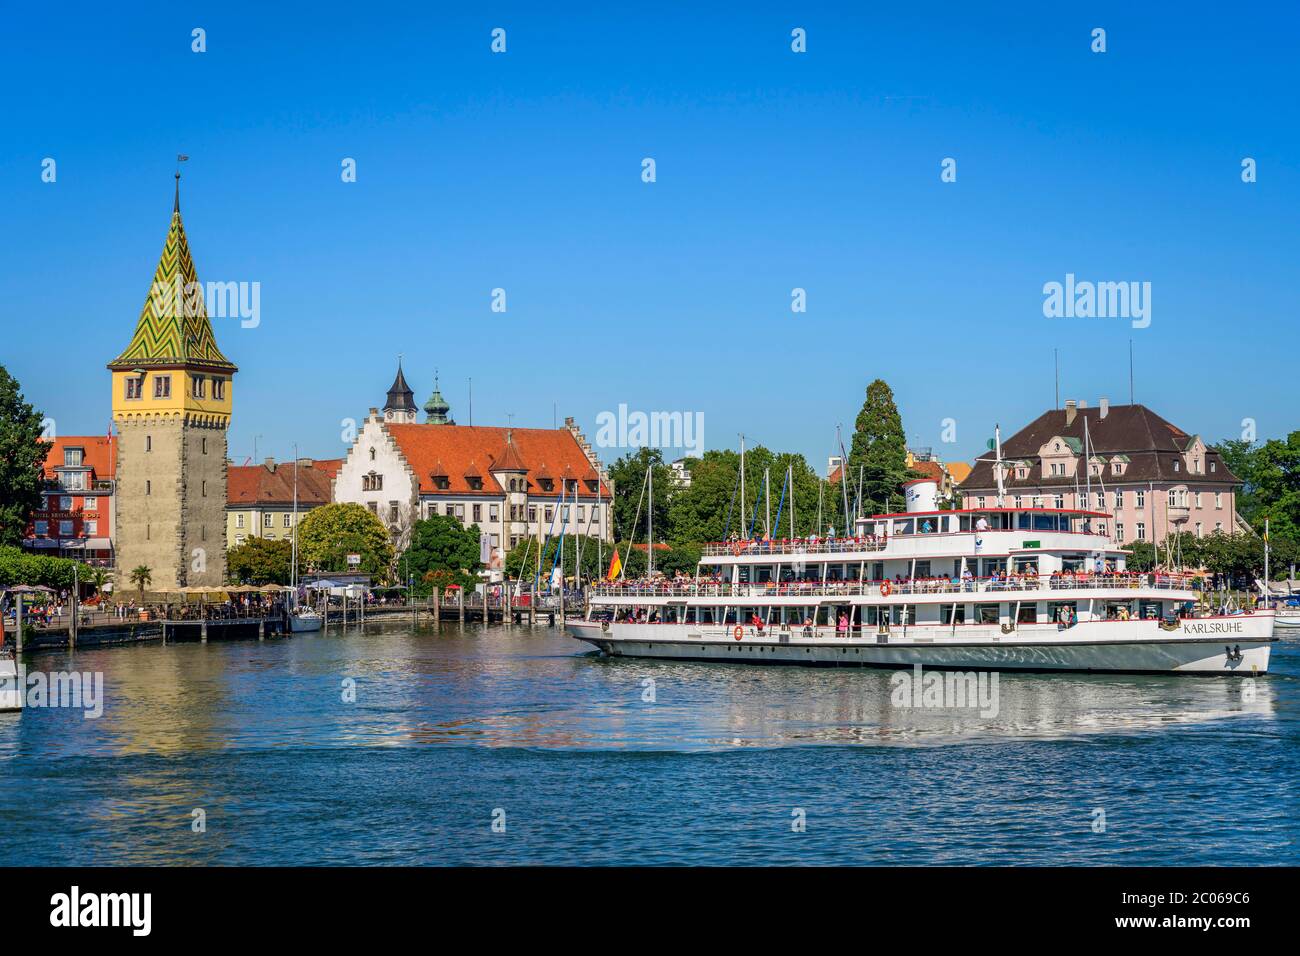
left=289, top=606, right=322, bottom=633
left=0, top=654, right=22, bottom=712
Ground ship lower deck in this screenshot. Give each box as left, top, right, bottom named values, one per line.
left=566, top=618, right=1274, bottom=674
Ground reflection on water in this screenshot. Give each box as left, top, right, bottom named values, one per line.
left=0, top=622, right=1288, bottom=755
left=0, top=623, right=1294, bottom=866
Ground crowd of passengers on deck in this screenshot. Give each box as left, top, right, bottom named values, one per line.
left=599, top=564, right=1194, bottom=596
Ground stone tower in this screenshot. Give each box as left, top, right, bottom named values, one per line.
left=108, top=176, right=237, bottom=590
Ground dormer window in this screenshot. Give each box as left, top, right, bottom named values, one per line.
left=586, top=479, right=599, bottom=493
left=63, top=447, right=83, bottom=468
left=468, top=476, right=483, bottom=491
left=1016, top=467, right=1027, bottom=480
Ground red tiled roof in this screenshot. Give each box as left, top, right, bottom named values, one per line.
left=40, top=436, right=116, bottom=479
left=910, top=460, right=945, bottom=482
left=384, top=424, right=611, bottom=498
left=227, top=460, right=336, bottom=507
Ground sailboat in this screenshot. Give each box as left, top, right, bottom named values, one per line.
left=288, top=448, right=322, bottom=633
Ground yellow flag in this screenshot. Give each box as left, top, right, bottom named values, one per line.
left=606, top=548, right=622, bottom=582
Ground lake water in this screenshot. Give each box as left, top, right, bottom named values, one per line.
left=1, top=622, right=1295, bottom=865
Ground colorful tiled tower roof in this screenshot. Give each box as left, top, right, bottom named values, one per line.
left=108, top=176, right=237, bottom=372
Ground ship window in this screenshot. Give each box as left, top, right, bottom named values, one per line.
left=1061, top=554, right=1086, bottom=572
left=976, top=603, right=1000, bottom=624
left=1017, top=603, right=1038, bottom=624
left=940, top=604, right=966, bottom=625
left=1049, top=602, right=1077, bottom=623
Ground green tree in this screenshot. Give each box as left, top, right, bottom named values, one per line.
left=296, top=503, right=394, bottom=579
left=227, top=537, right=294, bottom=585
left=399, top=514, right=483, bottom=594
left=668, top=447, right=823, bottom=543
left=129, top=565, right=152, bottom=602
left=0, top=366, right=48, bottom=547
left=607, top=447, right=672, bottom=543
left=1251, top=432, right=1300, bottom=540
left=0, top=546, right=95, bottom=591
left=846, top=379, right=912, bottom=516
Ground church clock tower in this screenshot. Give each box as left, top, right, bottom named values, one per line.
left=108, top=176, right=237, bottom=589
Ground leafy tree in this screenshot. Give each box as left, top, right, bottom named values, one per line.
left=227, top=537, right=293, bottom=585
left=667, top=447, right=824, bottom=543
left=129, top=565, right=152, bottom=602
left=846, top=379, right=912, bottom=516
left=607, top=447, right=672, bottom=544
left=0, top=546, right=95, bottom=591
left=399, top=514, right=483, bottom=593
left=1250, top=432, right=1300, bottom=540
left=0, top=366, right=47, bottom=547
left=296, top=503, right=394, bottom=579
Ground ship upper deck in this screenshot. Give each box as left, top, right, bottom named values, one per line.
left=700, top=507, right=1117, bottom=560
left=589, top=571, right=1201, bottom=602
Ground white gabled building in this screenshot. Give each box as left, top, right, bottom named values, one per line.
left=333, top=366, right=614, bottom=564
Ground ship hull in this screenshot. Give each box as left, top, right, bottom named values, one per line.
left=566, top=618, right=1274, bottom=674
left=0, top=657, right=22, bottom=712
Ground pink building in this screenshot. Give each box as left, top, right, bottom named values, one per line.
left=957, top=400, right=1240, bottom=546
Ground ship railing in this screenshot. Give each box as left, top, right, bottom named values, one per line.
left=590, top=573, right=1200, bottom=599
left=701, top=536, right=889, bottom=557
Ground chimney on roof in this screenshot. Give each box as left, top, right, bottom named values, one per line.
left=264, top=458, right=276, bottom=470
left=1078, top=399, right=1088, bottom=409
left=1064, top=400, right=1077, bottom=425
left=1099, top=397, right=1109, bottom=420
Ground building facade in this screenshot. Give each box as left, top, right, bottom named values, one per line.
left=226, top=458, right=341, bottom=548
left=333, top=367, right=614, bottom=560
left=107, top=180, right=237, bottom=589
left=958, top=400, right=1240, bottom=545
left=23, top=436, right=117, bottom=566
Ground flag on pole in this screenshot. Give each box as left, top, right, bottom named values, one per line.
left=606, top=548, right=622, bottom=581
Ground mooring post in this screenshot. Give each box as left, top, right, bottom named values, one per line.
left=458, top=587, right=465, bottom=624
left=15, top=595, right=24, bottom=655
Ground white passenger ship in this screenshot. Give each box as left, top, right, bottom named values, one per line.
left=568, top=478, right=1275, bottom=674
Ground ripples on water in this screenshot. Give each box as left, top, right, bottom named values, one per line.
left=1, top=623, right=1295, bottom=865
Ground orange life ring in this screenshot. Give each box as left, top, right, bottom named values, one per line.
left=732, top=625, right=744, bottom=641
left=879, top=581, right=892, bottom=597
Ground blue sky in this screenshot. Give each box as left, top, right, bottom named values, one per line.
left=2, top=2, right=1296, bottom=471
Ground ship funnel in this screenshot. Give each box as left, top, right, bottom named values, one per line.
left=903, top=478, right=938, bottom=513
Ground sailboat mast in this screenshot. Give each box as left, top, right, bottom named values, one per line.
left=765, top=468, right=771, bottom=538
left=994, top=425, right=1005, bottom=507
left=647, top=461, right=654, bottom=576
left=739, top=434, right=746, bottom=539
left=291, top=442, right=299, bottom=592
